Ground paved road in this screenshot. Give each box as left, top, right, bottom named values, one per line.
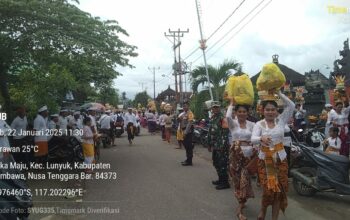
left=31, top=129, right=350, bottom=219
left=81, top=130, right=350, bottom=220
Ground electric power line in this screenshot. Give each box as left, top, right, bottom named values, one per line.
left=207, top=0, right=266, bottom=54
left=207, top=0, right=273, bottom=61
left=183, top=0, right=247, bottom=61
left=206, top=0, right=247, bottom=41
left=183, top=46, right=200, bottom=61
left=190, top=0, right=268, bottom=64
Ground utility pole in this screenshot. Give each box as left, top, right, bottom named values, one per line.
left=183, top=62, right=192, bottom=94
left=138, top=82, right=146, bottom=91
left=164, top=32, right=178, bottom=103
left=195, top=0, right=213, bottom=101
left=148, top=67, right=160, bottom=100
left=165, top=28, right=189, bottom=106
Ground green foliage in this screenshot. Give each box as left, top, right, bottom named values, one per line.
left=190, top=90, right=210, bottom=120
left=9, top=64, right=76, bottom=118
left=191, top=59, right=241, bottom=101
left=0, top=0, right=137, bottom=114
left=89, top=86, right=120, bottom=107
left=133, top=91, right=150, bottom=108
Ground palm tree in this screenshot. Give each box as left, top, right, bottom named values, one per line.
left=191, top=59, right=241, bottom=100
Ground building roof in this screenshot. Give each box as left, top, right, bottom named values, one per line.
left=156, top=86, right=176, bottom=101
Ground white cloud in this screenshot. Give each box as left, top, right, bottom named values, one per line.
left=77, top=0, right=350, bottom=99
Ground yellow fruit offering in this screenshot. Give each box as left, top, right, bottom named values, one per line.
left=257, top=63, right=286, bottom=91
left=225, top=73, right=254, bottom=105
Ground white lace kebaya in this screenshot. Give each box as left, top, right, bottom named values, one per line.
left=226, top=105, right=255, bottom=158
left=251, top=91, right=295, bottom=160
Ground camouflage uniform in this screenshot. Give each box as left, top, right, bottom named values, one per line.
left=208, top=112, right=230, bottom=185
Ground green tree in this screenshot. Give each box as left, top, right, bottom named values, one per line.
left=191, top=59, right=241, bottom=101
left=0, top=0, right=137, bottom=115
left=133, top=91, right=150, bottom=108
left=190, top=90, right=210, bottom=120
left=10, top=64, right=76, bottom=118
left=87, top=85, right=120, bottom=107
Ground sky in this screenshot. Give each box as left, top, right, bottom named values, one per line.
left=77, top=0, right=350, bottom=99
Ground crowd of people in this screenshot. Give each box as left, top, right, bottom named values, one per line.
left=137, top=89, right=350, bottom=220
left=0, top=105, right=142, bottom=172
left=2, top=90, right=350, bottom=219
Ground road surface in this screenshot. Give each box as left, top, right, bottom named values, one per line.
left=31, top=129, right=350, bottom=219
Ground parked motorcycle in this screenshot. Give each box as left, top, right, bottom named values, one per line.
left=290, top=143, right=350, bottom=196
left=304, top=125, right=325, bottom=150
left=193, top=126, right=202, bottom=144
left=292, top=125, right=325, bottom=150
left=192, top=119, right=209, bottom=148
left=200, top=127, right=209, bottom=148
left=48, top=136, right=84, bottom=162
left=0, top=155, right=32, bottom=220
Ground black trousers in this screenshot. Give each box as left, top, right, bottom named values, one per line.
left=212, top=147, right=229, bottom=182
left=127, top=123, right=135, bottom=141
left=161, top=125, right=166, bottom=140
left=183, top=132, right=194, bottom=163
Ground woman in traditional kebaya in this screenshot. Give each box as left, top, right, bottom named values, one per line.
left=251, top=90, right=295, bottom=220
left=226, top=99, right=256, bottom=220
left=327, top=100, right=350, bottom=157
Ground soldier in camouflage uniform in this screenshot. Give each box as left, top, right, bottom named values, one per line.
left=208, top=101, right=230, bottom=190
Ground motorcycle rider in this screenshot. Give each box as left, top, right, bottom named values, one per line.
left=124, top=107, right=137, bottom=145
left=98, top=110, right=114, bottom=146
left=114, top=109, right=125, bottom=135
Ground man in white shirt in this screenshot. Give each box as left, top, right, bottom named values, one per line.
left=98, top=111, right=111, bottom=130
left=69, top=111, right=83, bottom=130
left=10, top=106, right=28, bottom=163
left=47, top=113, right=60, bottom=144
left=48, top=114, right=59, bottom=130
left=58, top=109, right=68, bottom=132
left=98, top=110, right=115, bottom=146
left=66, top=110, right=74, bottom=127
left=88, top=108, right=97, bottom=134
left=33, top=105, right=49, bottom=162
left=124, top=108, right=137, bottom=144
left=159, top=111, right=166, bottom=141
